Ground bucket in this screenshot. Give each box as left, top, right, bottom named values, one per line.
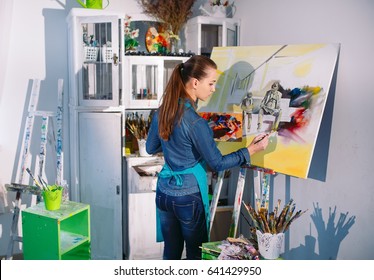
left=137, top=139, right=152, bottom=157
left=42, top=185, right=63, bottom=211
left=256, top=230, right=284, bottom=259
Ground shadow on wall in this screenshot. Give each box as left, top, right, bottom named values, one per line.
left=284, top=203, right=356, bottom=260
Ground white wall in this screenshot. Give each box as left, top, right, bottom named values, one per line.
left=237, top=0, right=374, bottom=259
left=0, top=0, right=143, bottom=257
left=0, top=0, right=373, bottom=259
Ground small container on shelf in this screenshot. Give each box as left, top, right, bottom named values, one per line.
left=101, top=46, right=113, bottom=63
left=83, top=46, right=99, bottom=62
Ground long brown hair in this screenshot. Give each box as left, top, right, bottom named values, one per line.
left=158, top=55, right=217, bottom=140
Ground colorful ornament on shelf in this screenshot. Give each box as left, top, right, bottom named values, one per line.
left=124, top=15, right=139, bottom=52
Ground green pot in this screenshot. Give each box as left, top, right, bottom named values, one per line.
left=42, top=185, right=63, bottom=211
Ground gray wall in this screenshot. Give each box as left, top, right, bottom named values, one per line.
left=0, top=0, right=373, bottom=259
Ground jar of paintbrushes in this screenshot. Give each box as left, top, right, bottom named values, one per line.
left=243, top=199, right=307, bottom=259
left=125, top=110, right=155, bottom=157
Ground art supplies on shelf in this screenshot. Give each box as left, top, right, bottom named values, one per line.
left=125, top=110, right=157, bottom=156
left=125, top=110, right=155, bottom=141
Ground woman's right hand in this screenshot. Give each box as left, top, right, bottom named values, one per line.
left=247, top=133, right=269, bottom=156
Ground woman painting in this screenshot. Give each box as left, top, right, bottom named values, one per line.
left=146, top=55, right=269, bottom=260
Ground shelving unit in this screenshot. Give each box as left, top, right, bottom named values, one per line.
left=65, top=8, right=243, bottom=259
left=66, top=8, right=123, bottom=260
left=22, top=200, right=90, bottom=260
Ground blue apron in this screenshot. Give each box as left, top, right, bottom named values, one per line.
left=156, top=161, right=210, bottom=242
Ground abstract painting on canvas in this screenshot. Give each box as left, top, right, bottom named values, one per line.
left=197, top=44, right=340, bottom=178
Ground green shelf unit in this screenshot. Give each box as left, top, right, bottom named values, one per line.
left=22, top=200, right=90, bottom=260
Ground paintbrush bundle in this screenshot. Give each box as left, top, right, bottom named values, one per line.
left=243, top=199, right=307, bottom=235
left=126, top=111, right=155, bottom=140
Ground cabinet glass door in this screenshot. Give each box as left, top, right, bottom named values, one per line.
left=131, top=63, right=159, bottom=101
left=186, top=16, right=240, bottom=57
left=124, top=56, right=162, bottom=109
left=226, top=22, right=238, bottom=47
left=124, top=57, right=186, bottom=109
left=200, top=22, right=238, bottom=56
left=201, top=24, right=222, bottom=56
left=80, top=18, right=121, bottom=106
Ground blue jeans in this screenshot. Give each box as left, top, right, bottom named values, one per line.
left=156, top=189, right=208, bottom=260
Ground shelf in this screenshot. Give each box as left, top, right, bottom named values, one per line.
left=60, top=230, right=90, bottom=254
left=23, top=200, right=89, bottom=218
left=22, top=200, right=90, bottom=260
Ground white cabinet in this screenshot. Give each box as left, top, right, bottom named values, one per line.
left=66, top=8, right=124, bottom=108
left=77, top=112, right=123, bottom=259
left=66, top=9, right=193, bottom=260
left=124, top=156, right=164, bottom=260
left=185, top=16, right=240, bottom=56
left=123, top=56, right=189, bottom=109
left=66, top=8, right=124, bottom=259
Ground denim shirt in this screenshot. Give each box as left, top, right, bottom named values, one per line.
left=146, top=99, right=251, bottom=191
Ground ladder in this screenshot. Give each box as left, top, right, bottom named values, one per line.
left=5, top=79, right=64, bottom=259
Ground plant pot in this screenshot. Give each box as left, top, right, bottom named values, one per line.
left=42, top=185, right=63, bottom=211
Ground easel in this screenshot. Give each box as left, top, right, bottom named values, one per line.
left=5, top=79, right=64, bottom=259
left=209, top=165, right=275, bottom=239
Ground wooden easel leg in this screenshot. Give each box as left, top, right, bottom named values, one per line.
left=6, top=191, right=23, bottom=260
left=228, top=167, right=247, bottom=238
left=209, top=171, right=224, bottom=237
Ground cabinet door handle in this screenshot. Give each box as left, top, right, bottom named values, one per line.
left=113, top=53, right=118, bottom=66
left=116, top=185, right=120, bottom=195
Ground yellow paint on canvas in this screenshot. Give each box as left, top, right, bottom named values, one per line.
left=294, top=59, right=313, bottom=77
left=217, top=138, right=313, bottom=178
left=276, top=44, right=326, bottom=57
